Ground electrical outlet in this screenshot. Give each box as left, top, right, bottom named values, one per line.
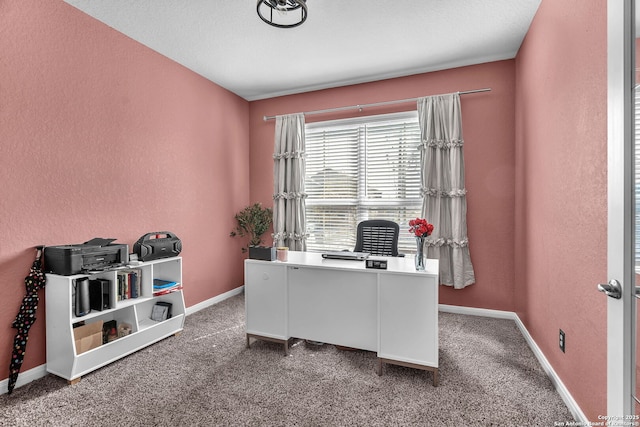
left=559, top=329, right=566, bottom=353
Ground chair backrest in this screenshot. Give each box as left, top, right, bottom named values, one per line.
left=354, top=220, right=400, bottom=257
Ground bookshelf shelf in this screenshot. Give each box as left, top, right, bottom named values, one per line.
left=45, top=257, right=185, bottom=383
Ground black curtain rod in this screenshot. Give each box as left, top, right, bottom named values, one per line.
left=262, top=88, right=491, bottom=121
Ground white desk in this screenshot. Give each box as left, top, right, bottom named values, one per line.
left=244, top=251, right=440, bottom=385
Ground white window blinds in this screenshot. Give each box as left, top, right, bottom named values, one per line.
left=305, top=111, right=422, bottom=253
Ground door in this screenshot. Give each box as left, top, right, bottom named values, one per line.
left=606, top=0, right=637, bottom=418
left=634, top=2, right=640, bottom=415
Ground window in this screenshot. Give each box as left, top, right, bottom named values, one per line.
left=305, top=111, right=422, bottom=253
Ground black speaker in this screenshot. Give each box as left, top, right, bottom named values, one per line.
left=74, top=277, right=91, bottom=317
left=89, top=279, right=111, bottom=311
left=133, top=231, right=182, bottom=262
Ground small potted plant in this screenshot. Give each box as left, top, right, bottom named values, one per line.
left=230, top=203, right=274, bottom=259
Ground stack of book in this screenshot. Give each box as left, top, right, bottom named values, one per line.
left=117, top=269, right=142, bottom=301
left=153, top=279, right=182, bottom=296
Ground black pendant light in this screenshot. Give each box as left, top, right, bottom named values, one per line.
left=257, top=0, right=308, bottom=28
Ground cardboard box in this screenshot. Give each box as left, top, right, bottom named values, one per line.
left=73, top=320, right=103, bottom=355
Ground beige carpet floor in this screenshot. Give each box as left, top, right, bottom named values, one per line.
left=0, top=293, right=575, bottom=426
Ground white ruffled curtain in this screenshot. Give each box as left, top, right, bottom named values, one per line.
left=273, top=113, right=307, bottom=251
left=417, top=93, right=475, bottom=289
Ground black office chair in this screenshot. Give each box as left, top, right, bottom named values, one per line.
left=354, top=220, right=401, bottom=257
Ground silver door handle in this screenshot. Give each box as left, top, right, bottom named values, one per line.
left=597, top=279, right=622, bottom=299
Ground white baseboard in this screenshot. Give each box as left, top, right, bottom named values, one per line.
left=185, top=285, right=244, bottom=316
left=512, top=315, right=588, bottom=423
left=0, top=285, right=245, bottom=395
left=439, top=303, right=515, bottom=319
left=0, top=364, right=48, bottom=395
left=438, top=304, right=588, bottom=423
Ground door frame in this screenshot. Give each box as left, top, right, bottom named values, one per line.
left=607, top=0, right=636, bottom=417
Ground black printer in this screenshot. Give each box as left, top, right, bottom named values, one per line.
left=44, top=238, right=129, bottom=276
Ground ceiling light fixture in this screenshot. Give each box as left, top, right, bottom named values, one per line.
left=256, top=0, right=308, bottom=28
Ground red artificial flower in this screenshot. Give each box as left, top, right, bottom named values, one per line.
left=408, top=218, right=434, bottom=237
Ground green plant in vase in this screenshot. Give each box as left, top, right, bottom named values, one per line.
left=230, top=203, right=273, bottom=253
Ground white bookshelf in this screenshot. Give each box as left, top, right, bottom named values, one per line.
left=45, top=257, right=185, bottom=383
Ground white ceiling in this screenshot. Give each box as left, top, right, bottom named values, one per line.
left=63, top=0, right=542, bottom=101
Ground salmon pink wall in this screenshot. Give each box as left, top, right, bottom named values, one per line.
left=515, top=0, right=607, bottom=420
left=250, top=61, right=517, bottom=311
left=0, top=1, right=249, bottom=382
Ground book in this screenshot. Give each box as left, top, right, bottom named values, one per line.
left=150, top=301, right=173, bottom=321
left=116, top=272, right=126, bottom=301
left=129, top=272, right=137, bottom=298
left=116, top=269, right=142, bottom=300
left=155, top=301, right=172, bottom=318
left=150, top=304, right=169, bottom=321
left=128, top=270, right=141, bottom=298
left=153, top=279, right=178, bottom=289
left=153, top=285, right=183, bottom=296
left=152, top=278, right=181, bottom=296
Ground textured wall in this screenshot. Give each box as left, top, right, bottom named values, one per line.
left=514, top=0, right=607, bottom=420
left=0, top=1, right=250, bottom=380
left=249, top=60, right=517, bottom=311
left=1, top=1, right=611, bottom=419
